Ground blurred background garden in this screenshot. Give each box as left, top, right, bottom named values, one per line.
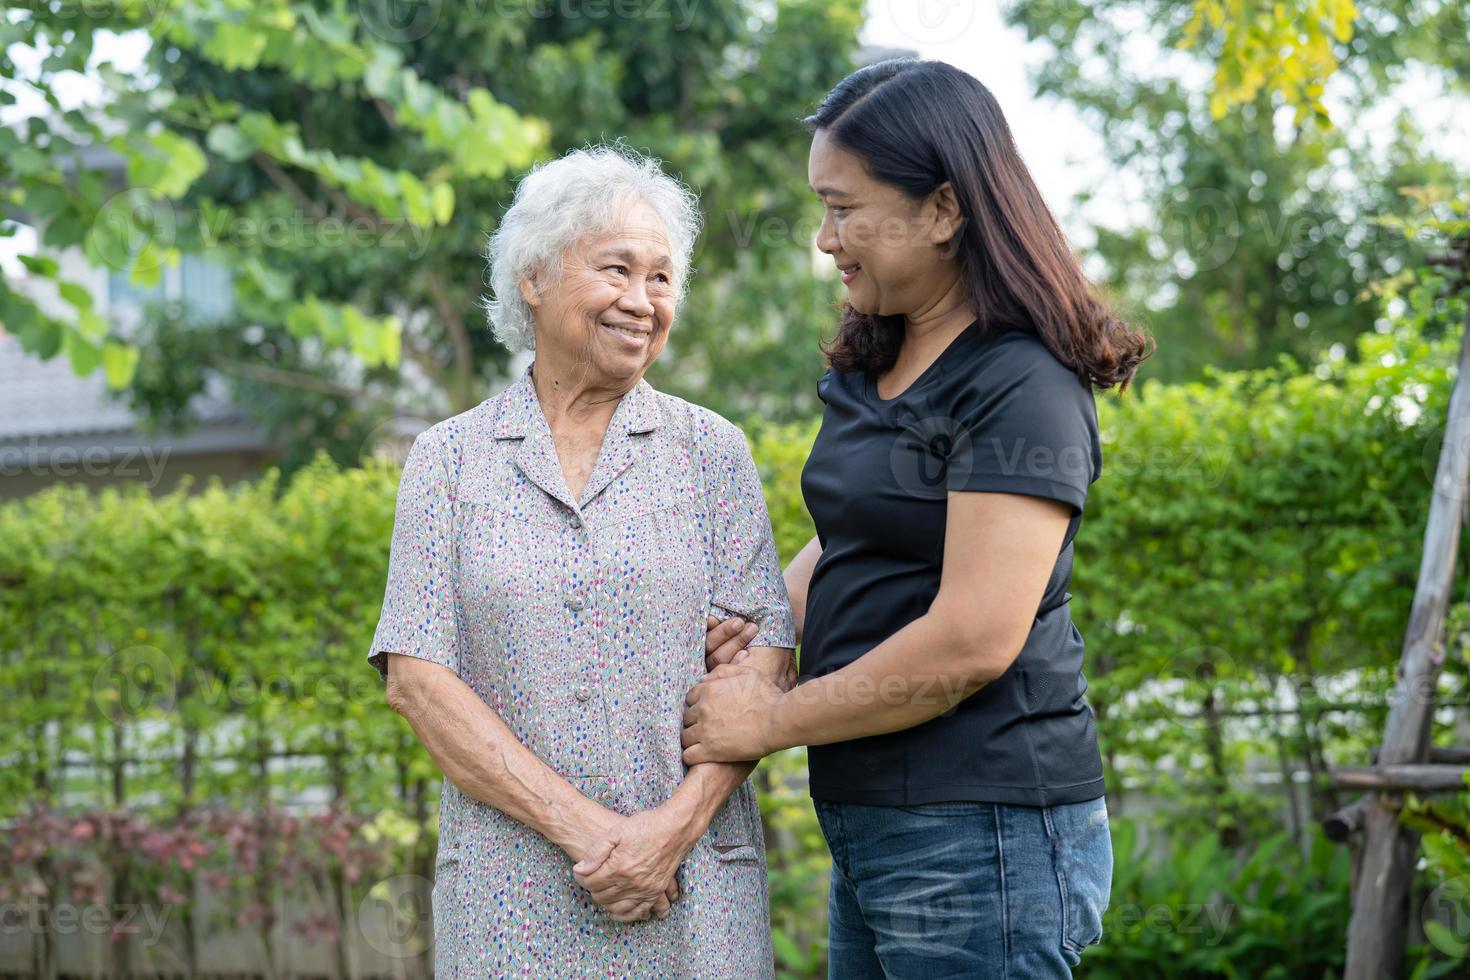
left=2, top=0, right=1470, bottom=977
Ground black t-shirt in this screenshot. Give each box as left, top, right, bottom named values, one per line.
left=798, top=321, right=1106, bottom=806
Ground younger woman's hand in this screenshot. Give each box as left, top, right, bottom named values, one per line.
left=681, top=663, right=785, bottom=764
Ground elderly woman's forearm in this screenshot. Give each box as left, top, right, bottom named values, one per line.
left=662, top=760, right=757, bottom=850
left=386, top=655, right=612, bottom=856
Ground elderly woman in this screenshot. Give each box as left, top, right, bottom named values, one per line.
left=366, top=146, right=796, bottom=978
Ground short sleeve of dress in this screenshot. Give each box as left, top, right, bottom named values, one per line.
left=366, top=427, right=462, bottom=683
left=946, top=348, right=1102, bottom=516
left=703, top=421, right=797, bottom=651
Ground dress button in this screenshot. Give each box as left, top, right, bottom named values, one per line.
left=565, top=593, right=584, bottom=611
left=574, top=685, right=593, bottom=702
left=568, top=514, right=583, bottom=529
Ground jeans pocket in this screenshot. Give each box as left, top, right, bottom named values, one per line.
left=1045, top=796, right=1113, bottom=954
left=813, top=801, right=850, bottom=877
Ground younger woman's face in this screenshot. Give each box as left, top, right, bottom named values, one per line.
left=807, top=128, right=961, bottom=319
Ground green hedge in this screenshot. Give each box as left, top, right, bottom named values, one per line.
left=5, top=322, right=1453, bottom=818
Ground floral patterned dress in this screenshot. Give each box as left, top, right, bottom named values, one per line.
left=367, top=365, right=796, bottom=978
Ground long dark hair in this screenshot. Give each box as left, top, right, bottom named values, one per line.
left=804, top=59, right=1152, bottom=391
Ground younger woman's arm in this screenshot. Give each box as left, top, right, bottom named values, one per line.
left=682, top=493, right=1069, bottom=762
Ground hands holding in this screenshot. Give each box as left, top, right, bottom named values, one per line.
left=702, top=615, right=796, bottom=689
left=681, top=615, right=791, bottom=766
left=681, top=661, right=786, bottom=765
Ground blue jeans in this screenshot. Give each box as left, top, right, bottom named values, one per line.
left=813, top=796, right=1112, bottom=979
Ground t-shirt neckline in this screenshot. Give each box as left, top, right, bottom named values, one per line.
left=864, top=318, right=982, bottom=405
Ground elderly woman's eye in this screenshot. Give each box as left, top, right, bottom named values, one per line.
left=654, top=272, right=671, bottom=284
left=605, top=265, right=628, bottom=276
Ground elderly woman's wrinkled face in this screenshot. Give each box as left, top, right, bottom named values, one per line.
left=522, top=200, right=677, bottom=387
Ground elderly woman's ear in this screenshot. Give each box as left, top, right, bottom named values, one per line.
left=518, top=275, right=543, bottom=310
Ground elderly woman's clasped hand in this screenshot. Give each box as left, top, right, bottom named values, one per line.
left=570, top=808, right=690, bottom=922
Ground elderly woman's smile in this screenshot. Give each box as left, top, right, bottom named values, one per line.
left=602, top=318, right=653, bottom=344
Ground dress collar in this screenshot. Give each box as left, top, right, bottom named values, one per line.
left=490, top=362, right=661, bottom=513
left=492, top=363, right=660, bottom=440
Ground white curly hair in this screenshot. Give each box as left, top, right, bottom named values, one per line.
left=481, top=144, right=702, bottom=353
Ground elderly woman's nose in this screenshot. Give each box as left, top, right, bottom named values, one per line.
left=616, top=277, right=657, bottom=316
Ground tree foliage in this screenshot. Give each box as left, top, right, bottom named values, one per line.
left=1005, top=0, right=1469, bottom=382
left=2, top=1, right=860, bottom=469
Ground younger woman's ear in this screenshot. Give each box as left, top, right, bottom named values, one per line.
left=518, top=274, right=542, bottom=309
left=928, top=181, right=964, bottom=246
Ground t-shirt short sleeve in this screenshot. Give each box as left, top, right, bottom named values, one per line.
left=945, top=342, right=1101, bottom=515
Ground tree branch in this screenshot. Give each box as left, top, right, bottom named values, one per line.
left=250, top=151, right=327, bottom=223
left=208, top=354, right=363, bottom=399
left=423, top=270, right=476, bottom=411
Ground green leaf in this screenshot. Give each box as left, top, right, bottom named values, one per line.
left=430, top=183, right=454, bottom=225
left=142, top=131, right=209, bottom=198
left=206, top=123, right=256, bottom=163
left=203, top=22, right=269, bottom=71
left=130, top=239, right=167, bottom=289
left=58, top=280, right=93, bottom=312
left=42, top=212, right=87, bottom=250
left=75, top=309, right=108, bottom=342
left=343, top=303, right=368, bottom=346
left=398, top=170, right=432, bottom=228
left=18, top=253, right=60, bottom=277
left=377, top=315, right=402, bottom=367
left=101, top=341, right=140, bottom=388
left=63, top=328, right=101, bottom=376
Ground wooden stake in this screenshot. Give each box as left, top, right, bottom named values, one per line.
left=1345, top=295, right=1470, bottom=979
